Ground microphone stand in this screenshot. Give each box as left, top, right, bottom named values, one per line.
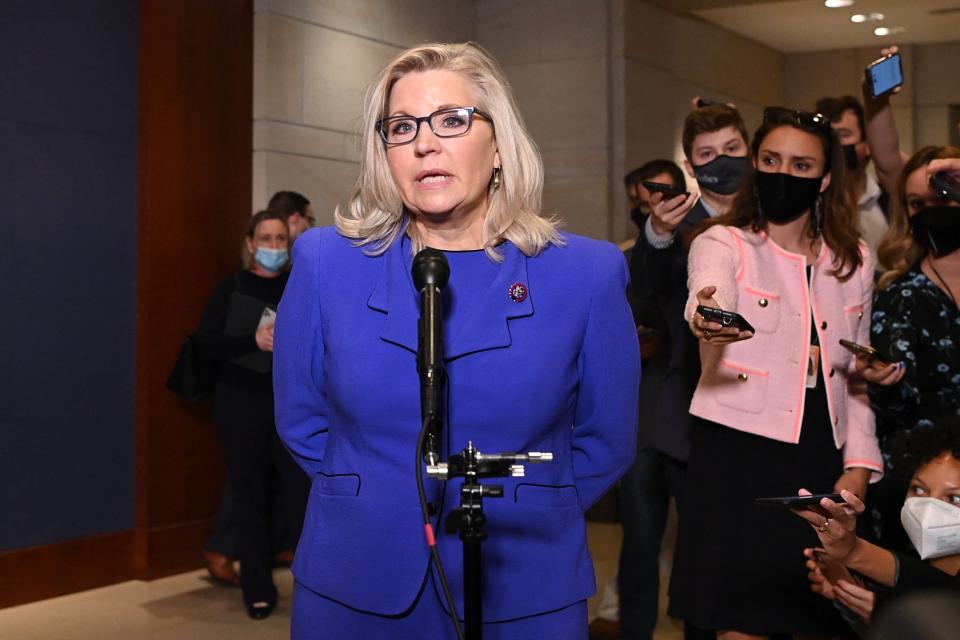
left=412, top=248, right=553, bottom=640
left=427, top=447, right=552, bottom=639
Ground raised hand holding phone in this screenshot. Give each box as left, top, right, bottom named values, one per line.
left=866, top=50, right=903, bottom=98
left=648, top=188, right=700, bottom=237
left=690, top=286, right=754, bottom=345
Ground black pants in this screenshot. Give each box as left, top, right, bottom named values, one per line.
left=214, top=381, right=309, bottom=606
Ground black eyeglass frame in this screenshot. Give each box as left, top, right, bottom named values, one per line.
left=375, top=106, right=493, bottom=146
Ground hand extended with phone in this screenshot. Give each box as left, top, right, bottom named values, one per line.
left=837, top=339, right=890, bottom=369
left=696, top=304, right=755, bottom=334
left=642, top=180, right=689, bottom=201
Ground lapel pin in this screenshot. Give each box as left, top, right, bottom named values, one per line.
left=508, top=282, right=528, bottom=303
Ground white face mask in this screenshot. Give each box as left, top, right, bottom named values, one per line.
left=900, top=496, right=960, bottom=560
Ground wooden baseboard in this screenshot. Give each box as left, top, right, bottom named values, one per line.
left=0, top=518, right=214, bottom=610
left=133, top=518, right=213, bottom=580
left=0, top=531, right=135, bottom=610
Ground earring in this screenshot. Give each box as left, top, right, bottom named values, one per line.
left=492, top=166, right=502, bottom=190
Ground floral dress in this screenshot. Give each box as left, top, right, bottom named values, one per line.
left=869, top=268, right=960, bottom=461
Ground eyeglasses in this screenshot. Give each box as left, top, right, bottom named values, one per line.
left=763, top=107, right=833, bottom=135
left=375, top=106, right=492, bottom=146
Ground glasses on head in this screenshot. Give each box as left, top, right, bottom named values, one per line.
left=375, top=106, right=492, bottom=146
left=763, top=107, right=833, bottom=135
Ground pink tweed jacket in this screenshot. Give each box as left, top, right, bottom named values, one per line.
left=684, top=224, right=883, bottom=478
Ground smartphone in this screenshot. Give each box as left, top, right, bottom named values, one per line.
left=814, top=550, right=853, bottom=585
left=696, top=97, right=718, bottom=108
left=642, top=180, right=689, bottom=200
left=754, top=493, right=845, bottom=508
left=838, top=339, right=890, bottom=369
left=931, top=171, right=960, bottom=204
left=696, top=305, right=755, bottom=334
left=866, top=52, right=903, bottom=98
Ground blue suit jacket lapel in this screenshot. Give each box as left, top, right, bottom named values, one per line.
left=446, top=242, right=533, bottom=361
left=367, top=237, right=419, bottom=354
left=366, top=238, right=534, bottom=359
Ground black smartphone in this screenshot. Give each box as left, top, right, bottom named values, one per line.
left=838, top=339, right=890, bottom=369
left=696, top=97, right=718, bottom=108
left=696, top=305, right=755, bottom=333
left=866, top=52, right=903, bottom=98
left=931, top=171, right=960, bottom=204
left=755, top=493, right=845, bottom=508
left=642, top=180, right=689, bottom=200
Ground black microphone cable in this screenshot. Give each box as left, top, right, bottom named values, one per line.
left=416, top=415, right=465, bottom=640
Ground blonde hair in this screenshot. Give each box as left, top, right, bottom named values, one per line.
left=877, top=145, right=960, bottom=289
left=335, top=42, right=563, bottom=260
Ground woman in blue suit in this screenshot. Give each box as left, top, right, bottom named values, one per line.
left=273, top=42, right=640, bottom=639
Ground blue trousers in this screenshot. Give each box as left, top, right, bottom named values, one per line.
left=292, top=579, right=587, bottom=639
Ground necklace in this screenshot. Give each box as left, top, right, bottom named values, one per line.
left=926, top=257, right=958, bottom=305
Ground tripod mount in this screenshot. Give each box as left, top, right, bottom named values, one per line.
left=426, top=442, right=552, bottom=639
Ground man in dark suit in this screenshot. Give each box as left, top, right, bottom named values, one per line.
left=619, top=104, right=750, bottom=640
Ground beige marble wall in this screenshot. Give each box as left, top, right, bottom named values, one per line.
left=612, top=0, right=783, bottom=241
left=477, top=0, right=613, bottom=239
left=914, top=42, right=960, bottom=149
left=783, top=41, right=960, bottom=162
left=475, top=0, right=785, bottom=241
left=252, top=0, right=475, bottom=224
left=783, top=45, right=916, bottom=157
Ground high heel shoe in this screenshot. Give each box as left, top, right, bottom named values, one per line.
left=247, top=600, right=275, bottom=620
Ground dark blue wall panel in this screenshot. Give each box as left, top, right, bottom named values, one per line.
left=0, top=1, right=138, bottom=550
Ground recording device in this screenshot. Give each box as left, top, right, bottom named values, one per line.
left=866, top=52, right=903, bottom=98
left=642, top=180, right=689, bottom=200
left=838, top=339, right=890, bottom=369
left=814, top=550, right=853, bottom=585
left=696, top=304, right=755, bottom=334
left=696, top=97, right=718, bottom=108
left=412, top=248, right=450, bottom=466
left=931, top=171, right=960, bottom=204
left=755, top=493, right=845, bottom=508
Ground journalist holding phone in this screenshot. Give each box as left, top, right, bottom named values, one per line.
left=668, top=107, right=882, bottom=639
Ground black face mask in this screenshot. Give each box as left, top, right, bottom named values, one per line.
left=693, top=155, right=750, bottom=196
left=842, top=144, right=860, bottom=171
left=754, top=170, right=824, bottom=224
left=910, top=206, right=960, bottom=257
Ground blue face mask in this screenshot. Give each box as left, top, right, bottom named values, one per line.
left=254, top=246, right=289, bottom=272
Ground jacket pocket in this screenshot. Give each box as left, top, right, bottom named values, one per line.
left=710, top=359, right=770, bottom=415
left=513, top=483, right=580, bottom=508
left=314, top=472, right=361, bottom=497
left=741, top=286, right=781, bottom=334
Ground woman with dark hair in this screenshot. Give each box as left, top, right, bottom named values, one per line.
left=849, top=145, right=960, bottom=550
left=794, top=420, right=960, bottom=625
left=669, top=108, right=882, bottom=638
left=195, top=210, right=309, bottom=619
left=866, top=145, right=960, bottom=447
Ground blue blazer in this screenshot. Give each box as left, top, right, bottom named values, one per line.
left=274, top=226, right=640, bottom=622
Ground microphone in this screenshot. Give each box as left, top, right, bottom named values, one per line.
left=412, top=248, right=450, bottom=466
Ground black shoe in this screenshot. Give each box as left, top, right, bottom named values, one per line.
left=247, top=601, right=275, bottom=620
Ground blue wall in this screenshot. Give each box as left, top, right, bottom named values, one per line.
left=0, top=1, right=139, bottom=550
